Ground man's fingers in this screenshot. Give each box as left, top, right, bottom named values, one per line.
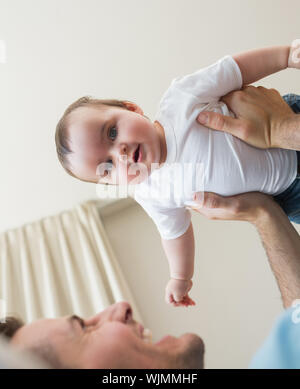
left=202, top=193, right=225, bottom=209
left=193, top=192, right=229, bottom=209
left=197, top=111, right=244, bottom=138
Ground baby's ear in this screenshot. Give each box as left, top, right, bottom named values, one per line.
left=123, top=101, right=144, bottom=115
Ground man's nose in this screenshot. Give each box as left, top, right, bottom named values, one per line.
left=85, top=301, right=133, bottom=326
left=113, top=301, right=133, bottom=323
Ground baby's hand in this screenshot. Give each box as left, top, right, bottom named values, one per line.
left=288, top=39, right=300, bottom=69
left=165, top=278, right=196, bottom=307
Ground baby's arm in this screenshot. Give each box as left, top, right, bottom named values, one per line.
left=233, top=40, right=299, bottom=85
left=162, top=222, right=196, bottom=307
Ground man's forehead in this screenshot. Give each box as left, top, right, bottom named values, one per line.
left=12, top=317, right=70, bottom=345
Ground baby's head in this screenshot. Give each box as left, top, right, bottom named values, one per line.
left=55, top=97, right=165, bottom=185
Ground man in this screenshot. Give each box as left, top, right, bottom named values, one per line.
left=2, top=190, right=299, bottom=369
left=193, top=86, right=300, bottom=368
left=0, top=302, right=204, bottom=368
left=1, top=87, right=300, bottom=368
left=190, top=190, right=300, bottom=368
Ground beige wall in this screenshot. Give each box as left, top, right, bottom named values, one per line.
left=0, top=0, right=300, bottom=368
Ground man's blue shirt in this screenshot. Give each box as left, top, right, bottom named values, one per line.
left=249, top=304, right=300, bottom=369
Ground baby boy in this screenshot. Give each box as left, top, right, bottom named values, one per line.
left=55, top=41, right=300, bottom=307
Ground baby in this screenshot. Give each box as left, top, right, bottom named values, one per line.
left=55, top=41, right=300, bottom=307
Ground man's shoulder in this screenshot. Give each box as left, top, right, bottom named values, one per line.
left=249, top=305, right=300, bottom=369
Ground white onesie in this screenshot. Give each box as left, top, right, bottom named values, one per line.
left=134, top=56, right=297, bottom=240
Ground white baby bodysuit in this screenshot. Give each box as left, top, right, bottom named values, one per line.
left=134, top=55, right=297, bottom=240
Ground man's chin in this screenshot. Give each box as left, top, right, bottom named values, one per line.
left=154, top=335, right=177, bottom=346
left=180, top=333, right=205, bottom=367
left=155, top=333, right=205, bottom=369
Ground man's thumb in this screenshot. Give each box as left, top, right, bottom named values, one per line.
left=197, top=111, right=239, bottom=135
left=199, top=192, right=227, bottom=209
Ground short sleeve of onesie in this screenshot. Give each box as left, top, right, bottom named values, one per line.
left=135, top=194, right=192, bottom=240
left=171, top=55, right=243, bottom=102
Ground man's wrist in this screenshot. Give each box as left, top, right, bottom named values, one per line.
left=251, top=198, right=281, bottom=230
left=271, top=115, right=287, bottom=148
left=271, top=111, right=298, bottom=149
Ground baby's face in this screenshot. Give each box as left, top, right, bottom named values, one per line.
left=67, top=104, right=164, bottom=185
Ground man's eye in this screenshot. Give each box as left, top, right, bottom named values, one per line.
left=106, top=159, right=113, bottom=165
left=108, top=126, right=117, bottom=140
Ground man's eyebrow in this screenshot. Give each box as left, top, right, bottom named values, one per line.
left=68, top=315, right=85, bottom=331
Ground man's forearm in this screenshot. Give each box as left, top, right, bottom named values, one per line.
left=254, top=201, right=300, bottom=308
left=273, top=114, right=300, bottom=150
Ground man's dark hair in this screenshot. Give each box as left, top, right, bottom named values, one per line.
left=0, top=316, right=24, bottom=339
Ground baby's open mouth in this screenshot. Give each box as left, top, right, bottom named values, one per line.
left=133, top=145, right=140, bottom=163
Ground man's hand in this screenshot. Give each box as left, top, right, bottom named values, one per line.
left=189, top=191, right=272, bottom=224
left=190, top=191, right=300, bottom=309
left=197, top=85, right=295, bottom=149
left=165, top=278, right=196, bottom=307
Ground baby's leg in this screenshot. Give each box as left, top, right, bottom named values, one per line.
left=275, top=161, right=300, bottom=224
left=273, top=94, right=300, bottom=223
left=283, top=93, right=300, bottom=113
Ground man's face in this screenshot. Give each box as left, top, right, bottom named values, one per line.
left=67, top=104, right=165, bottom=185
left=11, top=302, right=204, bottom=368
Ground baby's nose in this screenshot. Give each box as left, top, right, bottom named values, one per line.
left=118, top=144, right=129, bottom=162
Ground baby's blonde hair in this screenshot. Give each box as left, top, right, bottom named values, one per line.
left=55, top=96, right=132, bottom=183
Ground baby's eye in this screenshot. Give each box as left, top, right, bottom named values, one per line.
left=108, top=126, right=117, bottom=140
left=106, top=159, right=113, bottom=165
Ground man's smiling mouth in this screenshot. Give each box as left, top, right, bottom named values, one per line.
left=142, top=328, right=152, bottom=343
